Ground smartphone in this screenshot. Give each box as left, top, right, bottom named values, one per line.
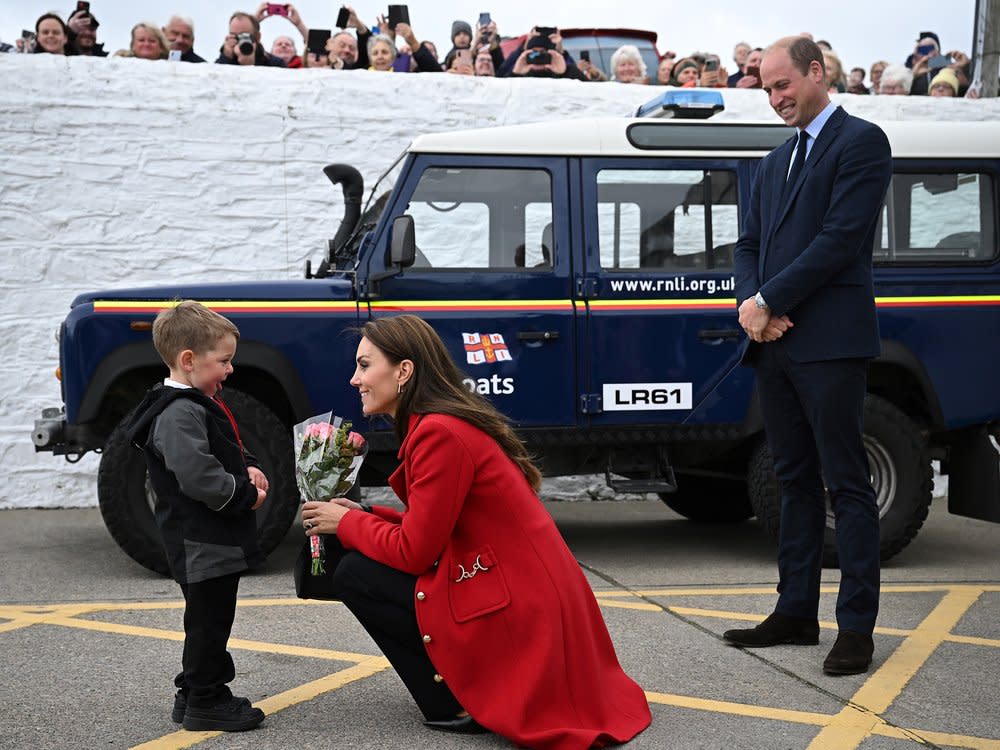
left=387, top=4, right=409, bottom=29
left=478, top=12, right=491, bottom=27
left=916, top=43, right=936, bottom=57
left=456, top=48, right=473, bottom=66
left=536, top=26, right=556, bottom=37
left=307, top=28, right=331, bottom=55
left=76, top=0, right=90, bottom=12
left=266, top=3, right=289, bottom=16
left=745, top=65, right=760, bottom=79
left=927, top=54, right=953, bottom=69
left=525, top=49, right=551, bottom=65
left=579, top=50, right=590, bottom=62
left=168, top=49, right=182, bottom=61
left=336, top=6, right=350, bottom=28
left=705, top=58, right=719, bottom=72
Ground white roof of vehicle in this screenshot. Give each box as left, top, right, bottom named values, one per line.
left=409, top=116, right=1000, bottom=160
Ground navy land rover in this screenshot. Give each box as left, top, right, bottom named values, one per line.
left=33, top=92, right=1000, bottom=575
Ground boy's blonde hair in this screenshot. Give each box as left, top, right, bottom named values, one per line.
left=152, top=300, right=240, bottom=367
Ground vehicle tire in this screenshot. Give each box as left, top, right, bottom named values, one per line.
left=98, top=389, right=298, bottom=576
left=658, top=475, right=754, bottom=523
left=747, top=394, right=933, bottom=566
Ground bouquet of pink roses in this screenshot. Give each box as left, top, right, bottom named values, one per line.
left=292, top=412, right=368, bottom=574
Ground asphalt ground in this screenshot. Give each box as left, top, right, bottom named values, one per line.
left=1, top=496, right=998, bottom=750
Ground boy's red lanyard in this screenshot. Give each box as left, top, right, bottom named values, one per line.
left=213, top=395, right=245, bottom=456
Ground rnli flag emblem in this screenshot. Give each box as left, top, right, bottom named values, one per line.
left=462, top=333, right=512, bottom=365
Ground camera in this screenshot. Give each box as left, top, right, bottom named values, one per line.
left=526, top=49, right=551, bottom=65
left=236, top=32, right=255, bottom=56
left=705, top=57, right=719, bottom=72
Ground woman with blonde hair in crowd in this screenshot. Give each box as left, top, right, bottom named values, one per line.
left=823, top=49, right=847, bottom=92
left=116, top=22, right=170, bottom=60
left=869, top=60, right=889, bottom=94
left=609, top=44, right=648, bottom=83
left=301, top=315, right=651, bottom=747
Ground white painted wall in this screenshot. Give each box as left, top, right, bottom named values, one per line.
left=1, top=53, right=995, bottom=508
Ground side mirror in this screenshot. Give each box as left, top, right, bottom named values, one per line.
left=390, top=215, right=416, bottom=268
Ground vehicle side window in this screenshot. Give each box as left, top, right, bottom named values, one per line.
left=404, top=167, right=553, bottom=270
left=876, top=172, right=996, bottom=263
left=596, top=169, right=739, bottom=271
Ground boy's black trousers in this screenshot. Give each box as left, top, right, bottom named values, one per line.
left=175, top=572, right=241, bottom=707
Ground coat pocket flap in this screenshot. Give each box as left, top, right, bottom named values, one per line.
left=448, top=545, right=510, bottom=623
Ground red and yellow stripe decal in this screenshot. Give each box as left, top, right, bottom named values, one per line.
left=92, top=295, right=1000, bottom=316
left=93, top=300, right=358, bottom=314
left=874, top=294, right=1000, bottom=308
left=587, top=298, right=734, bottom=312
left=368, top=299, right=574, bottom=312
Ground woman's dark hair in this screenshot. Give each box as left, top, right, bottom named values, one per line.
left=360, top=315, right=542, bottom=492
left=33, top=13, right=74, bottom=55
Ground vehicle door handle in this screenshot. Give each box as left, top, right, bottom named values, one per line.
left=698, top=328, right=742, bottom=341
left=517, top=331, right=560, bottom=342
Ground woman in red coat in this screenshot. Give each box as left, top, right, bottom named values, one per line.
left=301, top=315, right=651, bottom=749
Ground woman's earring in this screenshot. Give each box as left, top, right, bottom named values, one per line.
left=397, top=382, right=402, bottom=394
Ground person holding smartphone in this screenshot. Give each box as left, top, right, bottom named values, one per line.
left=66, top=5, right=107, bottom=57
left=905, top=31, right=941, bottom=95
left=697, top=54, right=729, bottom=87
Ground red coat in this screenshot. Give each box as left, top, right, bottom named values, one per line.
left=338, top=413, right=651, bottom=750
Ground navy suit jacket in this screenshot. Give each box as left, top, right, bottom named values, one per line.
left=734, top=106, right=892, bottom=362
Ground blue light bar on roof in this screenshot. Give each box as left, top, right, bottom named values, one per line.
left=635, top=90, right=726, bottom=119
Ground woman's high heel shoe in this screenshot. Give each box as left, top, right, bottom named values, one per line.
left=422, top=715, right=488, bottom=734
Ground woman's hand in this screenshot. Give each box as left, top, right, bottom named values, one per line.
left=302, top=499, right=355, bottom=534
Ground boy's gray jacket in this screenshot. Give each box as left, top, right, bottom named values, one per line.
left=126, top=385, right=264, bottom=584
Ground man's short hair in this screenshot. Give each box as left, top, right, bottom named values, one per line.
left=166, top=14, right=195, bottom=34
left=229, top=11, right=260, bottom=38
left=152, top=300, right=240, bottom=366
left=767, top=35, right=825, bottom=77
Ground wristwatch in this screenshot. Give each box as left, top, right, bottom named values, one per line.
left=754, top=291, right=768, bottom=310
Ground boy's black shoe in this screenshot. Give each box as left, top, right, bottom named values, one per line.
left=182, top=696, right=265, bottom=732
left=171, top=691, right=187, bottom=723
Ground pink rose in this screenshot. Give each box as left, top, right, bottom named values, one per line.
left=347, top=431, right=366, bottom=450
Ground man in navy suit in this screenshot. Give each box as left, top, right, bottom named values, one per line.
left=725, top=36, right=892, bottom=676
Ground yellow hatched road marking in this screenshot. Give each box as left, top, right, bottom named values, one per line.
left=3, top=584, right=998, bottom=749
left=806, top=586, right=983, bottom=750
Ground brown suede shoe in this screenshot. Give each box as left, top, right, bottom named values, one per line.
left=823, top=631, right=874, bottom=675
left=723, top=612, right=820, bottom=647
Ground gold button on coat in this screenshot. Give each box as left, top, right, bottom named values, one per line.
left=433, top=673, right=444, bottom=683
left=416, top=592, right=426, bottom=600
left=422, top=634, right=432, bottom=643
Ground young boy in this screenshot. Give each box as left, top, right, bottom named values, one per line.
left=126, top=300, right=268, bottom=732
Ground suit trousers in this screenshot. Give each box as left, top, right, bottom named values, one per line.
left=329, top=538, right=464, bottom=721
left=754, top=340, right=880, bottom=634
left=176, top=572, right=241, bottom=707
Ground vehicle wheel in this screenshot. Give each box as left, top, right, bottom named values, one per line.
left=98, top=389, right=298, bottom=576
left=658, top=475, right=754, bottom=523
left=747, top=394, right=933, bottom=566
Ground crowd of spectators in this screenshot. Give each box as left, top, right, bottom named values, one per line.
left=3, top=5, right=986, bottom=98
